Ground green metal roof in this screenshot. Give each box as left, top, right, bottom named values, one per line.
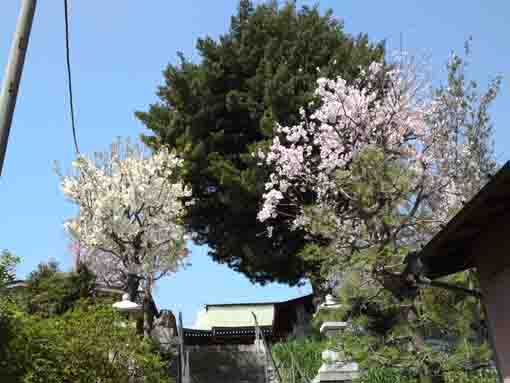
left=195, top=303, right=275, bottom=329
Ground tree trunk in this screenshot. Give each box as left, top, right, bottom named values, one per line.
left=143, top=279, right=153, bottom=339
left=406, top=305, right=425, bottom=350
left=126, top=273, right=146, bottom=335
left=309, top=274, right=328, bottom=310
left=127, top=273, right=139, bottom=302
left=467, top=270, right=486, bottom=343
left=406, top=305, right=445, bottom=383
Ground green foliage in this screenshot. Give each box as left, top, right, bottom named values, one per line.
left=355, top=368, right=418, bottom=383
left=327, top=268, right=495, bottom=378
left=0, top=300, right=172, bottom=383
left=0, top=250, right=20, bottom=289
left=354, top=368, right=498, bottom=383
left=16, top=261, right=96, bottom=317
left=1, top=259, right=173, bottom=382
left=0, top=299, right=28, bottom=382
left=442, top=370, right=498, bottom=383
left=272, top=336, right=330, bottom=383
left=137, top=0, right=384, bottom=286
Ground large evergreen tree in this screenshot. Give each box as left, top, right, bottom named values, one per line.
left=137, top=0, right=384, bottom=287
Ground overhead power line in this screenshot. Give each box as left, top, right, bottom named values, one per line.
left=64, top=0, right=80, bottom=155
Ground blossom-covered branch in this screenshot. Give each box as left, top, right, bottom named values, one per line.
left=59, top=141, right=191, bottom=288
left=258, top=52, right=500, bottom=268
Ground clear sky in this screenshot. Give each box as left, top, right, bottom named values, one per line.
left=1, top=1, right=509, bottom=326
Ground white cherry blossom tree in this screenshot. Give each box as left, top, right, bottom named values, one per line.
left=58, top=140, right=191, bottom=336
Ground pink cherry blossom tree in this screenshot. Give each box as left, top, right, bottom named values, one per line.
left=257, top=48, right=501, bottom=377
left=259, top=57, right=441, bottom=265
left=258, top=50, right=500, bottom=277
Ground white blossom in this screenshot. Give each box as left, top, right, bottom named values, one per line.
left=60, top=143, right=191, bottom=286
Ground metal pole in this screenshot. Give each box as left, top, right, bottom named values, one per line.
left=252, top=312, right=283, bottom=383
left=0, top=0, right=37, bottom=176
left=178, top=311, right=185, bottom=383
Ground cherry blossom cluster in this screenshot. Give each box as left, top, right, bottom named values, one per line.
left=60, top=146, right=191, bottom=282
left=257, top=58, right=469, bottom=254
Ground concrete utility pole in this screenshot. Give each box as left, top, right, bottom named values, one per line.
left=0, top=0, right=37, bottom=176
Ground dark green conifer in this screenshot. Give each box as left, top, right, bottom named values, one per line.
left=137, top=1, right=384, bottom=287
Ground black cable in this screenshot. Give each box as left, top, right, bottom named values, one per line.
left=64, top=0, right=80, bottom=155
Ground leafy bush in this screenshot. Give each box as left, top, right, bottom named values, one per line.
left=355, top=368, right=498, bottom=383
left=0, top=250, right=19, bottom=289
left=272, top=336, right=329, bottom=383
left=443, top=370, right=498, bottom=383
left=22, top=261, right=97, bottom=317
left=355, top=369, right=417, bottom=383
left=0, top=300, right=173, bottom=383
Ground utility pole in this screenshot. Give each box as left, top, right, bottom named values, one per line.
left=0, top=0, right=37, bottom=176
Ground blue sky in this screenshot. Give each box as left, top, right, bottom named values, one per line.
left=1, top=1, right=508, bottom=325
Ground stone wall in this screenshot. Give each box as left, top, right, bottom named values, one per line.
left=184, top=344, right=268, bottom=383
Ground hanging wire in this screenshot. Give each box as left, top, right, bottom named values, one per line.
left=64, top=0, right=80, bottom=155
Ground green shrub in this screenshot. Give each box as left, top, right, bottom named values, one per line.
left=0, top=300, right=173, bottom=383
left=443, top=369, right=498, bottom=383
left=355, top=368, right=418, bottom=383
left=355, top=368, right=498, bottom=383
left=272, top=336, right=329, bottom=383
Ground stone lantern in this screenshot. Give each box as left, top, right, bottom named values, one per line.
left=313, top=294, right=359, bottom=382
left=112, top=293, right=142, bottom=324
